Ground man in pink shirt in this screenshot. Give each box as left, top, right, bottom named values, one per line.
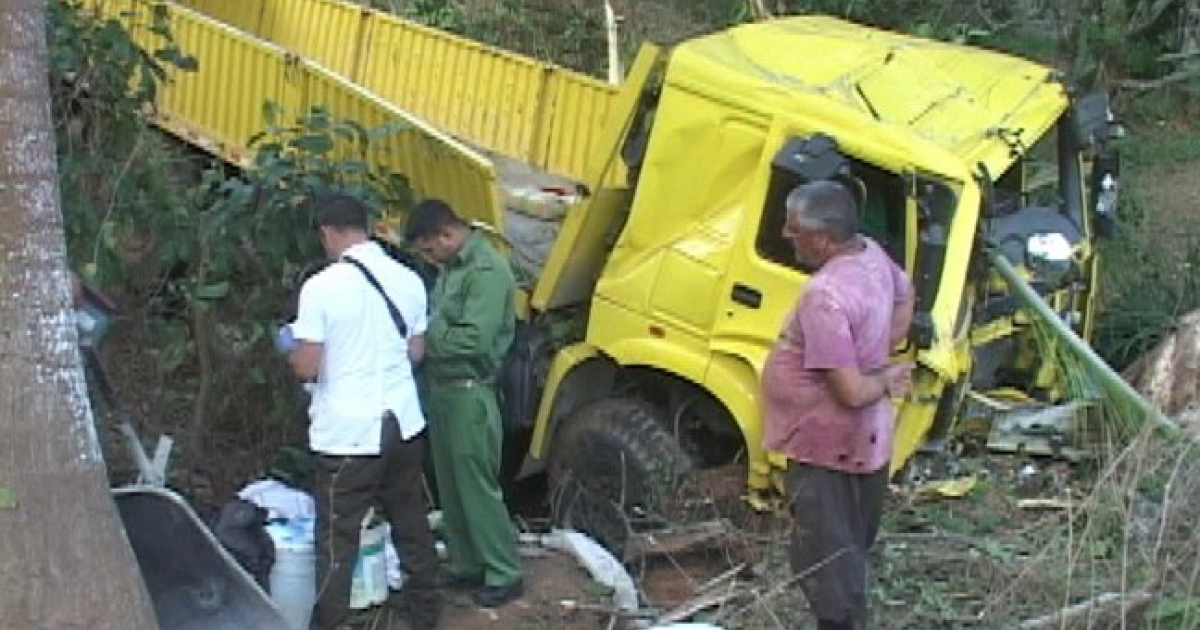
left=762, top=180, right=915, bottom=630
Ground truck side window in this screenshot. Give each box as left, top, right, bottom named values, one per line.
left=755, top=159, right=907, bottom=271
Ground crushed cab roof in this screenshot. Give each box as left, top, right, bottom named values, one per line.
left=671, top=16, right=1068, bottom=167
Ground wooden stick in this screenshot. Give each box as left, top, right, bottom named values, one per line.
left=1017, top=498, right=1076, bottom=511
left=752, top=0, right=771, bottom=20
left=603, top=0, right=622, bottom=85
left=655, top=588, right=746, bottom=625
left=622, top=519, right=732, bottom=562
left=557, top=599, right=657, bottom=619
left=1014, top=590, right=1156, bottom=630
left=694, top=562, right=748, bottom=595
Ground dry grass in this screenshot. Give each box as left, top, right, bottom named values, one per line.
left=681, top=428, right=1200, bottom=630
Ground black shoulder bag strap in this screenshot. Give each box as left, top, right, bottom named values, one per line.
left=342, top=255, right=408, bottom=338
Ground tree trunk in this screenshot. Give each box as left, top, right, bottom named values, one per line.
left=0, top=2, right=159, bottom=629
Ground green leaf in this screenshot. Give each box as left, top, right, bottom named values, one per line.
left=367, top=120, right=408, bottom=141
left=336, top=160, right=369, bottom=176
left=1151, top=597, right=1200, bottom=622
left=0, top=487, right=15, bottom=510
left=262, top=101, right=284, bottom=127
left=249, top=366, right=267, bottom=385
left=292, top=134, right=335, bottom=155
left=583, top=580, right=615, bottom=597
left=342, top=119, right=369, bottom=145
left=304, top=108, right=331, bottom=130
left=196, top=281, right=230, bottom=300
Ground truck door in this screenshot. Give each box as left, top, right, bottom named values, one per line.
left=708, top=127, right=910, bottom=470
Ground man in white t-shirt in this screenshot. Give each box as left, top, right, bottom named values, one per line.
left=280, top=194, right=441, bottom=630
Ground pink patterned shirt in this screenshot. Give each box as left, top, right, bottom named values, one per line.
left=762, top=237, right=911, bottom=474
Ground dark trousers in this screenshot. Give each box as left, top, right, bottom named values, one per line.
left=312, top=417, right=441, bottom=630
left=786, top=461, right=888, bottom=630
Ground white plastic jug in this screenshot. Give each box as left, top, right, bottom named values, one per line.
left=268, top=537, right=317, bottom=630
left=350, top=522, right=389, bottom=609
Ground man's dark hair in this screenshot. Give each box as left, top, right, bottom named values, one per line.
left=404, top=199, right=466, bottom=242
left=314, top=193, right=371, bottom=233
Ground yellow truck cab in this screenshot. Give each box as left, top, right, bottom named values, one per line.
left=99, top=0, right=1122, bottom=552
left=512, top=17, right=1121, bottom=548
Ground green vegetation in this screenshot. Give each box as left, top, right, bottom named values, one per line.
left=49, top=0, right=414, bottom=487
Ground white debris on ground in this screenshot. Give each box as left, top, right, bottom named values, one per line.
left=530, top=529, right=639, bottom=612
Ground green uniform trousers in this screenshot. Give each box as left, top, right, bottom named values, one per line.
left=426, top=384, right=523, bottom=587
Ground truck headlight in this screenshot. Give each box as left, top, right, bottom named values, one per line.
left=1025, top=232, right=1073, bottom=283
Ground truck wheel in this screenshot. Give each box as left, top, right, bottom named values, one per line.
left=547, top=398, right=693, bottom=553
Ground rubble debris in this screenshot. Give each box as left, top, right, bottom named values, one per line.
left=982, top=399, right=1091, bottom=461
left=913, top=475, right=978, bottom=500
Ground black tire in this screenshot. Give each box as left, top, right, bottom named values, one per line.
left=547, top=397, right=693, bottom=553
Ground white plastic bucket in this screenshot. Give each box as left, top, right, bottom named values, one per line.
left=269, top=539, right=317, bottom=630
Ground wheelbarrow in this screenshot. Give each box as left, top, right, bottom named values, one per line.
left=76, top=278, right=291, bottom=630
left=114, top=485, right=291, bottom=630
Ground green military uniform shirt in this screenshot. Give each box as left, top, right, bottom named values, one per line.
left=424, top=230, right=516, bottom=382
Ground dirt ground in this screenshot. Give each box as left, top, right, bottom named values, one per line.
left=342, top=465, right=760, bottom=630
left=348, top=552, right=622, bottom=630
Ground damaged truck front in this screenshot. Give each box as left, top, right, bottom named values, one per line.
left=508, top=17, right=1124, bottom=549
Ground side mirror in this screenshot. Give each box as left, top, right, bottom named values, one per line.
left=1073, top=91, right=1124, bottom=239
left=1090, top=146, right=1120, bottom=239
left=1072, top=91, right=1122, bottom=149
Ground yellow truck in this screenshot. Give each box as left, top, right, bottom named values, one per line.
left=106, top=0, right=1122, bottom=549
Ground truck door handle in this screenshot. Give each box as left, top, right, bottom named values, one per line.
left=731, top=283, right=762, bottom=308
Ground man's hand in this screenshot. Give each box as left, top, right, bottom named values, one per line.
left=882, top=362, right=914, bottom=399
left=827, top=361, right=915, bottom=408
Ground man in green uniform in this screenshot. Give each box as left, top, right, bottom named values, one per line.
left=405, top=199, right=524, bottom=608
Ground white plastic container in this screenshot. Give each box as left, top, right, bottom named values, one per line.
left=350, top=522, right=389, bottom=609
left=268, top=535, right=317, bottom=630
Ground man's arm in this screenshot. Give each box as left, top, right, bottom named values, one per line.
left=427, top=267, right=511, bottom=359
left=288, top=278, right=326, bottom=381
left=891, top=290, right=915, bottom=347
left=289, top=341, right=323, bottom=380
left=407, top=270, right=428, bottom=365
left=408, top=333, right=426, bottom=364
left=890, top=260, right=915, bottom=347
left=800, top=285, right=912, bottom=408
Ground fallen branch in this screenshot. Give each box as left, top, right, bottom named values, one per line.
left=656, top=588, right=746, bottom=625
left=623, top=519, right=732, bottom=562
left=1159, top=49, right=1200, bottom=63
left=558, top=600, right=658, bottom=619
left=716, top=548, right=849, bottom=623
left=1017, top=498, right=1076, bottom=511
left=878, top=531, right=984, bottom=547
left=1118, top=68, right=1200, bottom=92
left=1014, top=590, right=1157, bottom=630
left=694, top=562, right=749, bottom=595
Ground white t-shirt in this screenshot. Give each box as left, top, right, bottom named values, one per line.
left=291, top=241, right=428, bottom=455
